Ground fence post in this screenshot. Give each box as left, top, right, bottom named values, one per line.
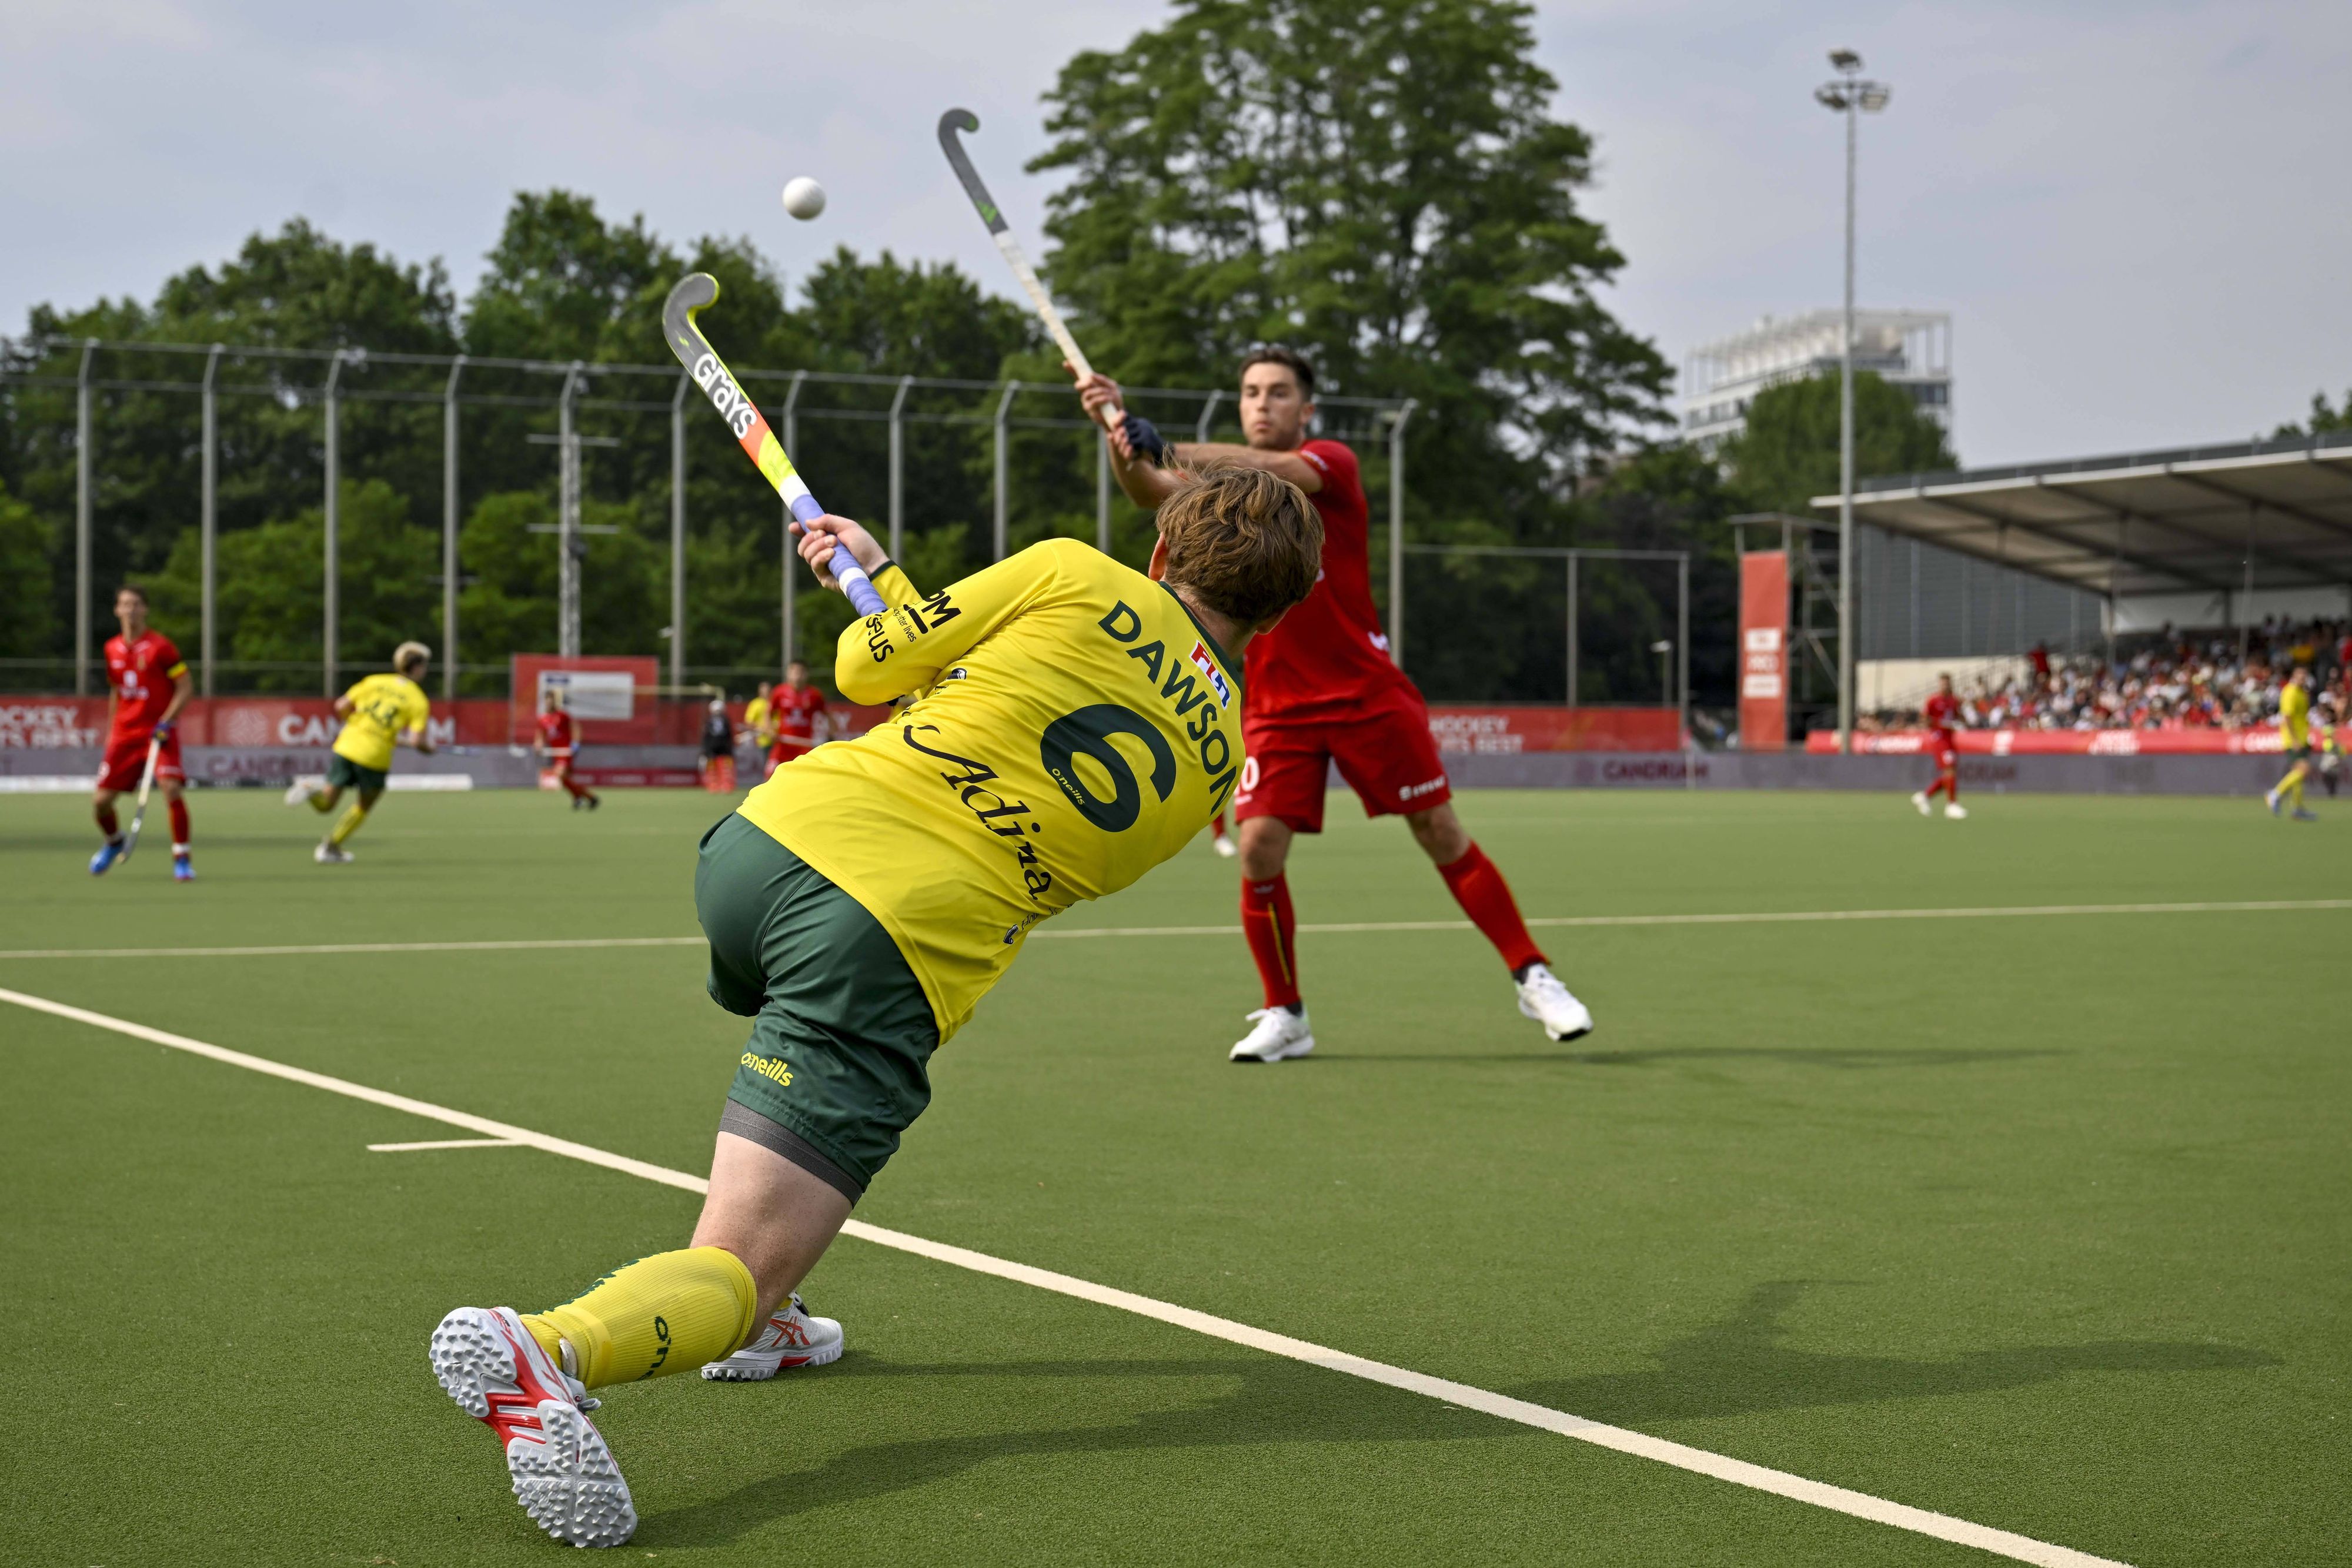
left=201, top=344, right=222, bottom=696
left=75, top=339, right=96, bottom=696
left=443, top=356, right=466, bottom=701
left=1677, top=550, right=1691, bottom=745
left=781, top=372, right=806, bottom=672
left=1387, top=399, right=1417, bottom=668
left=887, top=373, right=913, bottom=560
left=1566, top=551, right=1579, bottom=706
left=993, top=380, right=1018, bottom=561
left=670, top=372, right=688, bottom=689
left=322, top=349, right=348, bottom=696
left=1096, top=429, right=1111, bottom=553
left=1194, top=389, right=1221, bottom=442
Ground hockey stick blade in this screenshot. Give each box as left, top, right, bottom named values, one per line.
left=660, top=273, right=886, bottom=618
left=938, top=109, right=1121, bottom=430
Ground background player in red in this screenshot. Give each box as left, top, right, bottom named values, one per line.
left=1911, top=672, right=1967, bottom=820
left=1081, top=348, right=1593, bottom=1061
left=90, top=584, right=195, bottom=881
left=534, top=688, right=599, bottom=810
left=760, top=659, right=830, bottom=777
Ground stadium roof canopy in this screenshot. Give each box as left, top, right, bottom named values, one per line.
left=1809, top=427, right=2352, bottom=600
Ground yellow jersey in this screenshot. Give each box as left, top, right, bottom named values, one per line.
left=737, top=539, right=1246, bottom=1041
left=741, top=692, right=770, bottom=740
left=333, top=673, right=432, bottom=771
left=2280, top=681, right=2311, bottom=749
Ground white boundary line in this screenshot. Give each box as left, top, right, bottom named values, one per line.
left=1, top=897, right=2344, bottom=961
left=1, top=982, right=2127, bottom=1568
left=368, top=1138, right=524, bottom=1153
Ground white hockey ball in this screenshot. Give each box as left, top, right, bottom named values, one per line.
left=781, top=178, right=827, bottom=221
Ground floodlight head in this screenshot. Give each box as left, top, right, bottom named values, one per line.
left=1829, top=48, right=1862, bottom=72
left=1859, top=83, right=1892, bottom=111
left=1815, top=84, right=1852, bottom=111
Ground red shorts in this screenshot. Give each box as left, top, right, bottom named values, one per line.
left=97, top=730, right=182, bottom=793
left=1234, top=687, right=1451, bottom=833
left=767, top=738, right=814, bottom=773
left=1929, top=733, right=1957, bottom=769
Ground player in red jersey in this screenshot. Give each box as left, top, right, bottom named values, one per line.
left=90, top=585, right=195, bottom=881
left=759, top=660, right=829, bottom=777
left=1081, top=348, right=1593, bottom=1061
left=534, top=689, right=599, bottom=810
left=1910, top=673, right=1967, bottom=820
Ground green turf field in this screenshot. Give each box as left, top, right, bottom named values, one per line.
left=2, top=786, right=2344, bottom=1565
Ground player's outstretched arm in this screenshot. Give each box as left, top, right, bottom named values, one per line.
left=1167, top=441, right=1324, bottom=493
left=1075, top=369, right=1187, bottom=513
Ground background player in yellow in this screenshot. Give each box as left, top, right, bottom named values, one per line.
left=2266, top=666, right=2317, bottom=821
left=427, top=469, right=1321, bottom=1548
left=283, top=640, right=435, bottom=862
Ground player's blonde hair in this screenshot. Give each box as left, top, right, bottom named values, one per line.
left=392, top=641, right=432, bottom=675
left=1156, top=467, right=1322, bottom=628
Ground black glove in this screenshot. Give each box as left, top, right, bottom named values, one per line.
left=1120, top=412, right=1169, bottom=467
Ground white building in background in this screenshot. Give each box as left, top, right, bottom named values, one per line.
left=1681, top=310, right=1952, bottom=452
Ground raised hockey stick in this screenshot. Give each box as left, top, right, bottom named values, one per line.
left=662, top=273, right=888, bottom=618
left=118, top=734, right=163, bottom=865
left=938, top=108, right=1122, bottom=432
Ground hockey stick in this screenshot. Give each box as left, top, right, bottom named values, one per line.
left=938, top=109, right=1122, bottom=432
left=661, top=273, right=888, bottom=618
left=118, top=734, right=163, bottom=866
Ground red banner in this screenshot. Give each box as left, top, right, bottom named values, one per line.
left=1426, top=707, right=1680, bottom=754
left=1738, top=551, right=1789, bottom=752
left=1808, top=728, right=2296, bottom=756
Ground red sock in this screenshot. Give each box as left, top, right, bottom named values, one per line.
left=1438, top=842, right=1546, bottom=974
left=95, top=804, right=119, bottom=838
left=1211, top=813, right=1228, bottom=837
left=1923, top=775, right=1946, bottom=800
left=168, top=797, right=191, bottom=848
left=564, top=775, right=595, bottom=802
left=1241, top=874, right=1301, bottom=1009
left=1942, top=770, right=1959, bottom=802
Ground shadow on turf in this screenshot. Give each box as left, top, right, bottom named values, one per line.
left=1506, top=1279, right=2273, bottom=1424
left=642, top=1354, right=1509, bottom=1544
left=1312, top=1047, right=2060, bottom=1069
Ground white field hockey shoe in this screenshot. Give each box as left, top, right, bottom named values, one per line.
left=1910, top=791, right=1932, bottom=815
left=282, top=776, right=323, bottom=807
left=429, top=1306, right=636, bottom=1549
left=1945, top=803, right=1968, bottom=820
left=1212, top=833, right=1240, bottom=858
left=314, top=841, right=353, bottom=864
left=1516, top=964, right=1595, bottom=1042
left=1230, top=1007, right=1315, bottom=1062
left=701, top=1292, right=843, bottom=1381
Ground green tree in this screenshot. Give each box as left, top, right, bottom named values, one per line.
left=1719, top=371, right=1956, bottom=517
left=0, top=476, right=55, bottom=658
left=1031, top=0, right=1669, bottom=532
left=2276, top=389, right=2352, bottom=439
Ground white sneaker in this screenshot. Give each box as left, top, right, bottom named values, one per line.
left=1944, top=803, right=1968, bottom=820
left=429, top=1306, right=636, bottom=1549
left=1230, top=1007, right=1314, bottom=1062
left=1212, top=833, right=1240, bottom=859
left=283, top=776, right=323, bottom=807
left=1910, top=791, right=1931, bottom=816
left=315, top=841, right=353, bottom=864
left=1515, top=963, right=1594, bottom=1042
left=701, top=1292, right=843, bottom=1380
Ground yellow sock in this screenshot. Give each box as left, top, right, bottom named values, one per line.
left=523, top=1246, right=757, bottom=1389
left=2289, top=775, right=2306, bottom=810
left=329, top=803, right=368, bottom=845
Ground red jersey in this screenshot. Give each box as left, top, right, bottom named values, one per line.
left=767, top=683, right=827, bottom=744
left=1922, top=693, right=1959, bottom=736
left=1242, top=439, right=1414, bottom=720
left=536, top=710, right=578, bottom=754
left=105, top=630, right=185, bottom=740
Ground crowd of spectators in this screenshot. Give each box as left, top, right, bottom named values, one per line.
left=1869, top=618, right=2351, bottom=733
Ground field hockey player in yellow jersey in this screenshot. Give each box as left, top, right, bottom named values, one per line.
left=285, top=641, right=435, bottom=862
left=427, top=469, right=1321, bottom=1547
left=2266, top=666, right=2317, bottom=821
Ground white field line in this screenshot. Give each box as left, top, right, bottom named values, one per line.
left=1, top=981, right=2127, bottom=1568
left=3, top=897, right=2347, bottom=962
left=368, top=1138, right=524, bottom=1153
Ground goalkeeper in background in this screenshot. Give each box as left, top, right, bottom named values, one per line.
left=284, top=641, right=435, bottom=862
left=427, top=469, right=1319, bottom=1549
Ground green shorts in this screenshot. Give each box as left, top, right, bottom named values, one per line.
left=696, top=811, right=939, bottom=1201
left=326, top=754, right=388, bottom=792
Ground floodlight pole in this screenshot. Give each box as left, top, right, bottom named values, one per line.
left=74, top=339, right=96, bottom=696
left=201, top=345, right=223, bottom=696
left=443, top=356, right=466, bottom=700
left=557, top=362, right=585, bottom=660
left=781, top=372, right=807, bottom=671
left=323, top=348, right=349, bottom=696
left=1388, top=399, right=1418, bottom=668
left=1818, top=52, right=1887, bottom=755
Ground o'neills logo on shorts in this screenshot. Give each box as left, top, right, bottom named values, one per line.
left=1399, top=775, right=1447, bottom=801
left=739, top=1052, right=793, bottom=1086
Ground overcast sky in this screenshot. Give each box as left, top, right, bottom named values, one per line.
left=4, top=0, right=2346, bottom=467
